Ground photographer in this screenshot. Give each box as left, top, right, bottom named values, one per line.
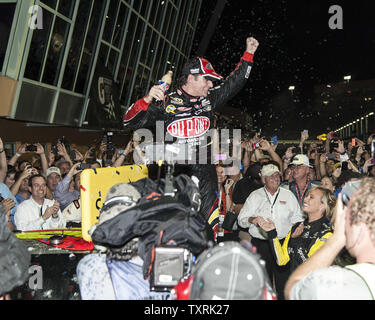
left=77, top=183, right=171, bottom=300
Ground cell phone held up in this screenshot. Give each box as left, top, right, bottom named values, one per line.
left=25, top=145, right=38, bottom=152
left=77, top=163, right=91, bottom=171
left=326, top=153, right=337, bottom=160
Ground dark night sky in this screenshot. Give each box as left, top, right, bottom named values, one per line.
left=192, top=0, right=375, bottom=139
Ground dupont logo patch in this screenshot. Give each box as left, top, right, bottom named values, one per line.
left=167, top=117, right=210, bottom=138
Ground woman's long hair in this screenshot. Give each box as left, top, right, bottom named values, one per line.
left=307, top=186, right=337, bottom=219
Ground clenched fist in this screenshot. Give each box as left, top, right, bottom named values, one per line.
left=246, top=37, right=259, bottom=54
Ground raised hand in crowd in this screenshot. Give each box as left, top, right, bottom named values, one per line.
left=113, top=140, right=135, bottom=167
left=299, top=130, right=309, bottom=153
left=34, top=143, right=48, bottom=176
left=2, top=198, right=16, bottom=231
left=83, top=147, right=95, bottom=163
left=334, top=140, right=346, bottom=154
left=282, top=147, right=295, bottom=172
left=363, top=158, right=374, bottom=174
left=367, top=134, right=374, bottom=145
left=57, top=142, right=73, bottom=167
left=97, top=141, right=107, bottom=161
left=72, top=148, right=84, bottom=162
left=10, top=165, right=33, bottom=196
left=8, top=143, right=27, bottom=167
left=67, top=162, right=83, bottom=179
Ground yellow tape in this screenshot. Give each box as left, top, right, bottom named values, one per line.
left=15, top=229, right=82, bottom=239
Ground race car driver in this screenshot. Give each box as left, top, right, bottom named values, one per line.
left=123, top=37, right=259, bottom=240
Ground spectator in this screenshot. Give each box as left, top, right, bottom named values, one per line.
left=12, top=168, right=33, bottom=204
left=232, top=162, right=263, bottom=241
left=285, top=177, right=375, bottom=300
left=282, top=154, right=320, bottom=208
left=319, top=153, right=337, bottom=178
left=14, top=174, right=65, bottom=231
left=238, top=163, right=303, bottom=299
left=283, top=165, right=293, bottom=183
left=216, top=164, right=237, bottom=242
left=45, top=166, right=62, bottom=200
left=4, top=167, right=16, bottom=190
left=258, top=186, right=336, bottom=295
left=53, top=163, right=82, bottom=211
left=232, top=163, right=263, bottom=213
left=320, top=175, right=336, bottom=194
left=55, top=142, right=73, bottom=174
left=0, top=181, right=18, bottom=229
left=308, top=166, right=317, bottom=180
left=56, top=159, right=71, bottom=176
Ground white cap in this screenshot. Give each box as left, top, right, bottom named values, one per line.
left=290, top=154, right=312, bottom=168
left=46, top=167, right=61, bottom=177
left=261, top=164, right=280, bottom=177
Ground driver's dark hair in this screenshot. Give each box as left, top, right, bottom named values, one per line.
left=176, top=56, right=200, bottom=88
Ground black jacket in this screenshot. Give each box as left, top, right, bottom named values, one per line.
left=123, top=51, right=254, bottom=151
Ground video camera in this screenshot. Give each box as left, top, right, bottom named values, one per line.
left=150, top=246, right=194, bottom=292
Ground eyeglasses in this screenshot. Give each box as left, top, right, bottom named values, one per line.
left=291, top=165, right=304, bottom=170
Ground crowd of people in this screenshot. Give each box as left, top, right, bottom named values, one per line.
left=1, top=34, right=375, bottom=301
left=0, top=136, right=137, bottom=234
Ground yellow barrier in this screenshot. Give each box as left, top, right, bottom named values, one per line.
left=80, top=165, right=148, bottom=242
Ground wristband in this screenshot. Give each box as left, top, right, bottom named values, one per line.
left=16, top=152, right=21, bottom=157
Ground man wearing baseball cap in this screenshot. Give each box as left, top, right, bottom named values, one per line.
left=238, top=163, right=303, bottom=299
left=281, top=154, right=320, bottom=208
left=46, top=166, right=61, bottom=200
left=123, top=36, right=259, bottom=241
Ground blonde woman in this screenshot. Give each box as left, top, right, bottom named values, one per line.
left=258, top=187, right=336, bottom=273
